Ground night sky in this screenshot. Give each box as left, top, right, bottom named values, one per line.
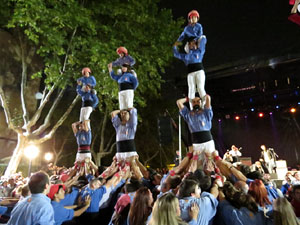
left=159, top=0, right=300, bottom=167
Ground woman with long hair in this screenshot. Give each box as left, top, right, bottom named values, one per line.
left=149, top=192, right=198, bottom=225
left=273, top=197, right=300, bottom=225
left=128, top=187, right=153, bottom=225
left=248, top=179, right=272, bottom=213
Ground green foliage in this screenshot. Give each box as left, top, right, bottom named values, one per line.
left=3, top=0, right=183, bottom=111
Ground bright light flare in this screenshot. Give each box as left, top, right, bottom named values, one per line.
left=24, top=145, right=39, bottom=160
left=290, top=108, right=296, bottom=113
left=235, top=116, right=240, bottom=120
left=258, top=113, right=264, bottom=118
left=44, top=152, right=53, bottom=161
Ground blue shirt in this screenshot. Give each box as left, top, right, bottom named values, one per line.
left=0, top=206, right=7, bottom=215
left=178, top=23, right=203, bottom=42
left=180, top=106, right=213, bottom=133
left=109, top=71, right=139, bottom=90
left=76, top=130, right=92, bottom=146
left=173, top=36, right=207, bottom=66
left=80, top=186, right=106, bottom=213
left=112, top=55, right=136, bottom=67
left=112, top=108, right=138, bottom=142
left=76, top=85, right=99, bottom=108
left=8, top=193, right=55, bottom=225
left=59, top=187, right=79, bottom=206
left=77, top=76, right=97, bottom=88
left=51, top=201, right=74, bottom=225
left=280, top=182, right=290, bottom=195
left=217, top=200, right=272, bottom=225
left=179, top=192, right=218, bottom=225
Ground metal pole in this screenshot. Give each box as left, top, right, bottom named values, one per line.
left=179, top=114, right=182, bottom=163
left=28, top=159, right=32, bottom=177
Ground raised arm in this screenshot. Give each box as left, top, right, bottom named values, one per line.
left=111, top=110, right=120, bottom=119
left=176, top=98, right=186, bottom=111
left=204, top=94, right=211, bottom=109
left=72, top=122, right=80, bottom=135
left=173, top=44, right=186, bottom=61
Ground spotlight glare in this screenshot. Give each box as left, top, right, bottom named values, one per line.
left=218, top=119, right=221, bottom=122
left=251, top=108, right=255, bottom=112
left=235, top=116, right=240, bottom=120
left=269, top=112, right=273, bottom=115
left=24, top=145, right=39, bottom=160
left=298, top=102, right=300, bottom=105
left=44, top=152, right=53, bottom=161
left=258, top=112, right=264, bottom=118
left=276, top=105, right=280, bottom=109
left=290, top=108, right=296, bottom=113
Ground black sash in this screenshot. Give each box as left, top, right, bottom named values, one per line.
left=191, top=131, right=212, bottom=144
left=187, top=63, right=204, bottom=73
left=119, top=82, right=134, bottom=91
left=116, top=139, right=136, bottom=152
left=82, top=100, right=93, bottom=107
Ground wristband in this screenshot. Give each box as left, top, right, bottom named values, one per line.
left=169, top=170, right=176, bottom=176
left=187, top=152, right=193, bottom=159
left=215, top=168, right=220, bottom=174
left=214, top=156, right=222, bottom=161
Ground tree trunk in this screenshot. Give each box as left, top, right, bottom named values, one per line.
left=4, top=134, right=27, bottom=177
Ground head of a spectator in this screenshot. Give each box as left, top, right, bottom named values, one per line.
left=124, top=178, right=143, bottom=194
left=247, top=171, right=265, bottom=183
left=178, top=179, right=200, bottom=199
left=285, top=172, right=293, bottom=183
left=8, top=177, right=15, bottom=187
left=234, top=181, right=249, bottom=194
left=28, top=171, right=50, bottom=195
left=1, top=180, right=8, bottom=187
left=239, top=165, right=251, bottom=177
left=223, top=182, right=258, bottom=213
left=187, top=170, right=212, bottom=192
left=294, top=172, right=300, bottom=181
left=248, top=179, right=271, bottom=207
left=112, top=194, right=131, bottom=225
left=162, top=175, right=181, bottom=193
left=148, top=168, right=162, bottom=186
left=48, top=184, right=66, bottom=202
left=273, top=197, right=300, bottom=225
left=89, top=178, right=101, bottom=190
left=21, top=184, right=30, bottom=198
left=292, top=185, right=300, bottom=202
left=129, top=187, right=153, bottom=225
left=150, top=192, right=186, bottom=225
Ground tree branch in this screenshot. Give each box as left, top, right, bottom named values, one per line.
left=144, top=150, right=159, bottom=165
left=32, top=89, right=65, bottom=136
left=25, top=84, right=56, bottom=130
left=0, top=86, right=19, bottom=133
left=33, top=95, right=80, bottom=144
left=61, top=27, right=77, bottom=74
left=100, top=142, right=116, bottom=157
left=99, top=108, right=109, bottom=153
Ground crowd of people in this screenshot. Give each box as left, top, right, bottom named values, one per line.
left=1, top=9, right=300, bottom=225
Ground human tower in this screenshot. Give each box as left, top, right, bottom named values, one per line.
left=71, top=9, right=217, bottom=175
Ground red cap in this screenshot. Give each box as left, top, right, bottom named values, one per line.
left=82, top=67, right=91, bottom=75
left=59, top=174, right=69, bottom=183
left=188, top=10, right=199, bottom=19
left=47, top=184, right=65, bottom=200
left=114, top=194, right=131, bottom=214
left=116, top=46, right=128, bottom=55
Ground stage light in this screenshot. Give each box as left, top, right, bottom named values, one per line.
left=251, top=108, right=255, bottom=112
left=273, top=94, right=277, bottom=99
left=249, top=98, right=253, bottom=103
left=269, top=112, right=273, bottom=115
left=24, top=145, right=39, bottom=160
left=276, top=105, right=280, bottom=109
left=235, top=116, right=240, bottom=120
left=290, top=108, right=296, bottom=113
left=44, top=152, right=53, bottom=161
left=258, top=112, right=264, bottom=118
left=298, top=102, right=300, bottom=105
left=244, top=115, right=248, bottom=119
left=218, top=119, right=221, bottom=122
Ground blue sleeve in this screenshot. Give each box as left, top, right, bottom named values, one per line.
left=112, top=58, right=121, bottom=67
left=60, top=188, right=79, bottom=206
left=218, top=200, right=243, bottom=225
left=173, top=46, right=186, bottom=63
left=131, top=75, right=138, bottom=90
left=76, top=85, right=84, bottom=96
left=92, top=93, right=99, bottom=108
left=188, top=219, right=198, bottom=225
left=36, top=204, right=55, bottom=225
left=204, top=108, right=213, bottom=120
left=198, top=36, right=207, bottom=59
left=110, top=71, right=120, bottom=81
left=196, top=23, right=203, bottom=38
left=246, top=178, right=254, bottom=185
left=0, top=206, right=7, bottom=215
left=179, top=106, right=190, bottom=122
left=112, top=115, right=121, bottom=129
left=128, top=108, right=138, bottom=128
left=77, top=77, right=83, bottom=83
left=177, top=29, right=186, bottom=42
left=128, top=55, right=136, bottom=66
left=196, top=192, right=218, bottom=220
left=90, top=76, right=97, bottom=87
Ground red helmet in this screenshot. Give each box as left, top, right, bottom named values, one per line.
left=188, top=10, right=199, bottom=19
left=82, top=67, right=91, bottom=75
left=116, top=46, right=128, bottom=56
